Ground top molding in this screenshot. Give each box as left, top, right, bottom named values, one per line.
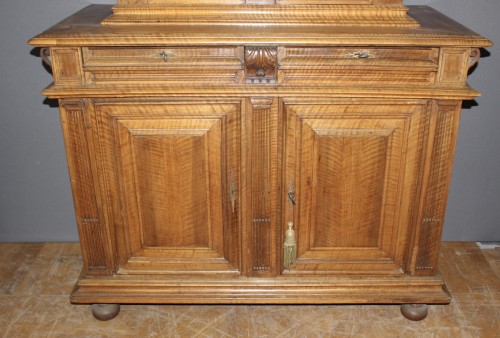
left=115, top=0, right=403, bottom=4
left=103, top=0, right=419, bottom=26
left=28, top=5, right=492, bottom=48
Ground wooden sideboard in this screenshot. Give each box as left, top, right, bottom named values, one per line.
left=30, top=0, right=491, bottom=321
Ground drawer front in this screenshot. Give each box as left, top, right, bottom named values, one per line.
left=278, top=47, right=439, bottom=86
left=81, top=46, right=439, bottom=87
left=82, top=47, right=244, bottom=85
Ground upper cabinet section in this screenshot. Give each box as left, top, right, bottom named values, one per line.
left=103, top=0, right=419, bottom=26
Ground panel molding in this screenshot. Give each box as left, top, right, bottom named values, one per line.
left=90, top=100, right=243, bottom=275
left=282, top=100, right=429, bottom=275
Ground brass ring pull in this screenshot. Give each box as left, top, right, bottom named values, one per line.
left=469, top=48, right=481, bottom=70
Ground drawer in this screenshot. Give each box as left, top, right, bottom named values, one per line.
left=278, top=47, right=439, bottom=86
left=82, top=47, right=244, bottom=85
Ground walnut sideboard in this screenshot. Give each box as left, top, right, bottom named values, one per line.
left=30, top=0, right=491, bottom=321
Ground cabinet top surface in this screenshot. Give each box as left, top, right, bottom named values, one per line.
left=29, top=5, right=491, bottom=47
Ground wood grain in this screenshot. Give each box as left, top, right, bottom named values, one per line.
left=59, top=100, right=113, bottom=275
left=30, top=1, right=490, bottom=313
left=411, top=101, right=462, bottom=276
left=90, top=100, right=242, bottom=274
left=283, top=100, right=428, bottom=275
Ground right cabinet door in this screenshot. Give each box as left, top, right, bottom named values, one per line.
left=282, top=99, right=430, bottom=275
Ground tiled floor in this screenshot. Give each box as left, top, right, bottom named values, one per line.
left=0, top=242, right=498, bottom=337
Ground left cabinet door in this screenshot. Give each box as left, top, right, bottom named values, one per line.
left=90, top=100, right=243, bottom=275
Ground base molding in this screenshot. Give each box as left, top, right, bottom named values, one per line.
left=71, top=271, right=450, bottom=305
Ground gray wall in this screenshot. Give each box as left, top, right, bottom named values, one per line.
left=0, top=0, right=498, bottom=242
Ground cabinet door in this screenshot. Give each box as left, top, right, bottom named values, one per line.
left=283, top=100, right=429, bottom=275
left=91, top=100, right=242, bottom=275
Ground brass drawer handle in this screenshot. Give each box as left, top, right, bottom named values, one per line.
left=347, top=50, right=371, bottom=59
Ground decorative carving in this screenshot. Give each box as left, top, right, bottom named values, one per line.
left=40, top=47, right=52, bottom=68
left=245, top=47, right=278, bottom=84
left=469, top=48, right=481, bottom=70
left=60, top=99, right=85, bottom=110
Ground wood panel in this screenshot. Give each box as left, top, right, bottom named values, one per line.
left=245, top=97, right=279, bottom=276
left=59, top=100, right=113, bottom=275
left=82, top=46, right=244, bottom=85
left=278, top=46, right=438, bottom=86
left=282, top=100, right=429, bottom=275
left=313, top=134, right=387, bottom=248
left=410, top=101, right=461, bottom=276
left=437, top=48, right=470, bottom=87
left=90, top=100, right=242, bottom=274
left=51, top=48, right=84, bottom=85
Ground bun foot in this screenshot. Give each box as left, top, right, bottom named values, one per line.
left=400, top=304, right=428, bottom=321
left=91, top=303, right=120, bottom=321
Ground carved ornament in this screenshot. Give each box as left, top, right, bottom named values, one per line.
left=244, top=47, right=278, bottom=84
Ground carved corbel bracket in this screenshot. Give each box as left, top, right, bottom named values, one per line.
left=468, top=48, right=481, bottom=70
left=40, top=47, right=52, bottom=68
left=245, top=47, right=278, bottom=84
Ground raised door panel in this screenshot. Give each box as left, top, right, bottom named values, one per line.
left=91, top=100, right=242, bottom=275
left=283, top=100, right=429, bottom=275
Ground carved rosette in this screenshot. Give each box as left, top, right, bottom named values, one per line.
left=244, top=47, right=278, bottom=84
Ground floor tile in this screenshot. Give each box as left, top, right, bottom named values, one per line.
left=1, top=242, right=499, bottom=337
